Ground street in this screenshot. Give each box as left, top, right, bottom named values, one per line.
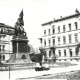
left=0, top=62, right=80, bottom=80
left=34, top=70, right=80, bottom=80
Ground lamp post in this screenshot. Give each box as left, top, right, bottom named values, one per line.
left=9, top=43, right=11, bottom=80
left=9, top=53, right=10, bottom=80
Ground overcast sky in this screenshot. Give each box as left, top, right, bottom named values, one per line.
left=0, top=0, right=80, bottom=49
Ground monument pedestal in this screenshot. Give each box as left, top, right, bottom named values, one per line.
left=12, top=36, right=30, bottom=60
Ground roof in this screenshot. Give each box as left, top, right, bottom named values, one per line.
left=42, top=13, right=80, bottom=26
left=0, top=23, right=15, bottom=29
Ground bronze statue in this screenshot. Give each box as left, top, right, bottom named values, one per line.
left=14, top=9, right=26, bottom=37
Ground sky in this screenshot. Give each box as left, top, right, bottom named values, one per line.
left=0, top=0, right=80, bottom=49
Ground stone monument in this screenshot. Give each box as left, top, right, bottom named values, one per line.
left=12, top=10, right=30, bottom=61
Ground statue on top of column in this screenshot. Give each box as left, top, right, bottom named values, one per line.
left=14, top=9, right=26, bottom=37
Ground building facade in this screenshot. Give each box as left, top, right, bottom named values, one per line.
left=40, top=12, right=80, bottom=62
left=0, top=23, right=15, bottom=62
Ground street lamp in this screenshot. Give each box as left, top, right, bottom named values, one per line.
left=9, top=53, right=10, bottom=80
left=9, top=43, right=11, bottom=80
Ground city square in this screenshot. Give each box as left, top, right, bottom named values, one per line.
left=0, top=0, right=80, bottom=80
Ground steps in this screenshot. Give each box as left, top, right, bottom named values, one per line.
left=1, top=59, right=36, bottom=71
left=9, top=62, right=36, bottom=70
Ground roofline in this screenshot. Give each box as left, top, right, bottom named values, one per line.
left=5, top=25, right=15, bottom=29
left=42, top=21, right=53, bottom=26
left=0, top=23, right=15, bottom=29
left=42, top=13, right=80, bottom=26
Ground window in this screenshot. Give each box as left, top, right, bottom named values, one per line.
left=69, top=49, right=72, bottom=57
left=44, top=39, right=46, bottom=47
left=44, top=30, right=46, bottom=36
left=0, top=45, right=1, bottom=51
left=76, top=48, right=78, bottom=55
left=0, top=28, right=1, bottom=32
left=58, top=37, right=60, bottom=45
left=52, top=25, right=55, bottom=34
left=64, top=49, right=66, bottom=56
left=3, top=28, right=4, bottom=32
left=63, top=25, right=66, bottom=32
left=0, top=54, right=1, bottom=60
left=3, top=55, right=5, bottom=60
left=58, top=50, right=61, bottom=56
left=0, top=36, right=1, bottom=40
left=74, top=22, right=78, bottom=29
left=58, top=26, right=60, bottom=33
left=63, top=36, right=66, bottom=44
left=53, top=39, right=55, bottom=45
left=3, top=45, right=5, bottom=51
left=48, top=29, right=50, bottom=35
left=69, top=34, right=72, bottom=43
left=1, top=28, right=3, bottom=32
left=49, top=50, right=51, bottom=57
left=48, top=39, right=51, bottom=46
left=74, top=33, right=78, bottom=42
left=69, top=23, right=71, bottom=31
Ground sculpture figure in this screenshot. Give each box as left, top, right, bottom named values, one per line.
left=14, top=9, right=26, bottom=37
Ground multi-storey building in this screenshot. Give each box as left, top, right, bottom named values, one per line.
left=0, top=23, right=15, bottom=62
left=40, top=11, right=80, bottom=62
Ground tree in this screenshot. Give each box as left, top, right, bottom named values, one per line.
left=28, top=44, right=35, bottom=54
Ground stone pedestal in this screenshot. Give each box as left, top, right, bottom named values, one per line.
left=12, top=36, right=29, bottom=59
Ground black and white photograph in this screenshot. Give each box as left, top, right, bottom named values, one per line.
left=0, top=0, right=80, bottom=80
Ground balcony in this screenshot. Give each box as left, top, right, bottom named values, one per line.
left=50, top=45, right=56, bottom=49
left=39, top=47, right=45, bottom=50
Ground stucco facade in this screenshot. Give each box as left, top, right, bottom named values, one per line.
left=40, top=12, right=80, bottom=62
left=0, top=23, right=15, bottom=62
